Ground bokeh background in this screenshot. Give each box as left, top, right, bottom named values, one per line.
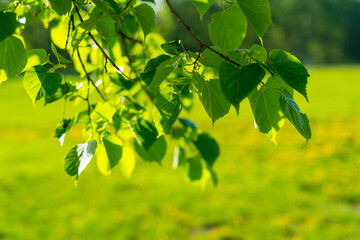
left=1, top=0, right=360, bottom=239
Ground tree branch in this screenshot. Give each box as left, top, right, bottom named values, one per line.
left=165, top=0, right=240, bottom=67
left=73, top=2, right=136, bottom=83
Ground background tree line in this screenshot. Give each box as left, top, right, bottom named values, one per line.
left=22, top=0, right=360, bottom=65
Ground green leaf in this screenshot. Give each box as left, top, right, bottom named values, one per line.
left=91, top=0, right=122, bottom=22
left=133, top=3, right=155, bottom=39
left=64, top=140, right=97, bottom=178
left=249, top=44, right=267, bottom=62
left=193, top=74, right=230, bottom=124
left=54, top=119, right=72, bottom=146
left=23, top=65, right=62, bottom=104
left=94, top=102, right=116, bottom=123
left=237, top=0, right=272, bottom=38
left=161, top=40, right=185, bottom=55
left=95, top=12, right=115, bottom=42
left=72, top=8, right=103, bottom=49
left=153, top=86, right=182, bottom=135
left=122, top=13, right=140, bottom=35
left=0, top=35, right=27, bottom=83
left=134, top=135, right=167, bottom=165
left=248, top=77, right=286, bottom=143
left=186, top=0, right=215, bottom=20
left=184, top=157, right=203, bottom=181
left=103, top=133, right=123, bottom=168
left=131, top=119, right=158, bottom=151
left=51, top=43, right=71, bottom=64
left=269, top=49, right=310, bottom=101
left=190, top=47, right=223, bottom=69
left=219, top=62, right=265, bottom=113
left=23, top=66, right=47, bottom=105
left=49, top=0, right=72, bottom=16
left=280, top=93, right=311, bottom=141
left=193, top=133, right=219, bottom=167
left=209, top=5, right=247, bottom=51
left=147, top=57, right=178, bottom=96
left=119, top=144, right=136, bottom=178
left=140, top=54, right=171, bottom=85
left=0, top=11, right=17, bottom=42
left=25, top=49, right=48, bottom=71
left=43, top=73, right=62, bottom=96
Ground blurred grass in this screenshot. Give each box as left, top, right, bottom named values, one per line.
left=0, top=65, right=360, bottom=240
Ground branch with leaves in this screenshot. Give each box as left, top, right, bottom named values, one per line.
left=0, top=0, right=311, bottom=185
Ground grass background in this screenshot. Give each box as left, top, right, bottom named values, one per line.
left=0, top=66, right=360, bottom=239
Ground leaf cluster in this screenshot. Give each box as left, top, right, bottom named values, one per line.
left=0, top=0, right=311, bottom=185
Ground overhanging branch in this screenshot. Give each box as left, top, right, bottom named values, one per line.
left=165, top=0, right=240, bottom=67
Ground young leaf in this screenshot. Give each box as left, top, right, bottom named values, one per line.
left=219, top=62, right=265, bottom=114
left=248, top=78, right=285, bottom=143
left=193, top=133, right=219, bottom=167
left=153, top=86, right=182, bottom=135
left=186, top=0, right=216, bottom=20
left=190, top=47, right=223, bottom=69
left=193, top=74, right=230, bottom=124
left=209, top=5, right=247, bottom=51
left=91, top=0, right=123, bottom=22
left=141, top=54, right=171, bottom=85
left=64, top=140, right=98, bottom=178
left=72, top=8, right=103, bottom=49
left=51, top=43, right=71, bottom=64
left=54, top=119, right=72, bottom=146
left=23, top=65, right=62, bottom=104
left=0, top=11, right=17, bottom=42
left=134, top=135, right=167, bottom=165
left=133, top=3, right=156, bottom=39
left=280, top=93, right=311, bottom=141
left=25, top=49, right=48, bottom=71
left=131, top=119, right=158, bottom=151
left=184, top=157, right=203, bottom=181
left=269, top=49, right=310, bottom=101
left=0, top=36, right=27, bottom=83
left=236, top=0, right=272, bottom=38
left=161, top=40, right=185, bottom=55
left=49, top=0, right=72, bottom=16
left=103, top=134, right=123, bottom=169
left=147, top=57, right=178, bottom=96
left=43, top=73, right=62, bottom=96
left=120, top=144, right=136, bottom=178
left=23, top=66, right=47, bottom=105
left=249, top=44, right=268, bottom=62
left=95, top=12, right=115, bottom=42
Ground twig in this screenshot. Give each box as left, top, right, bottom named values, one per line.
left=165, top=0, right=240, bottom=67
left=73, top=2, right=136, bottom=83
left=76, top=48, right=107, bottom=102
left=193, top=45, right=203, bottom=69
left=124, top=0, right=134, bottom=10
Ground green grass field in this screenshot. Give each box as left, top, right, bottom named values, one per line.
left=0, top=65, right=360, bottom=240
